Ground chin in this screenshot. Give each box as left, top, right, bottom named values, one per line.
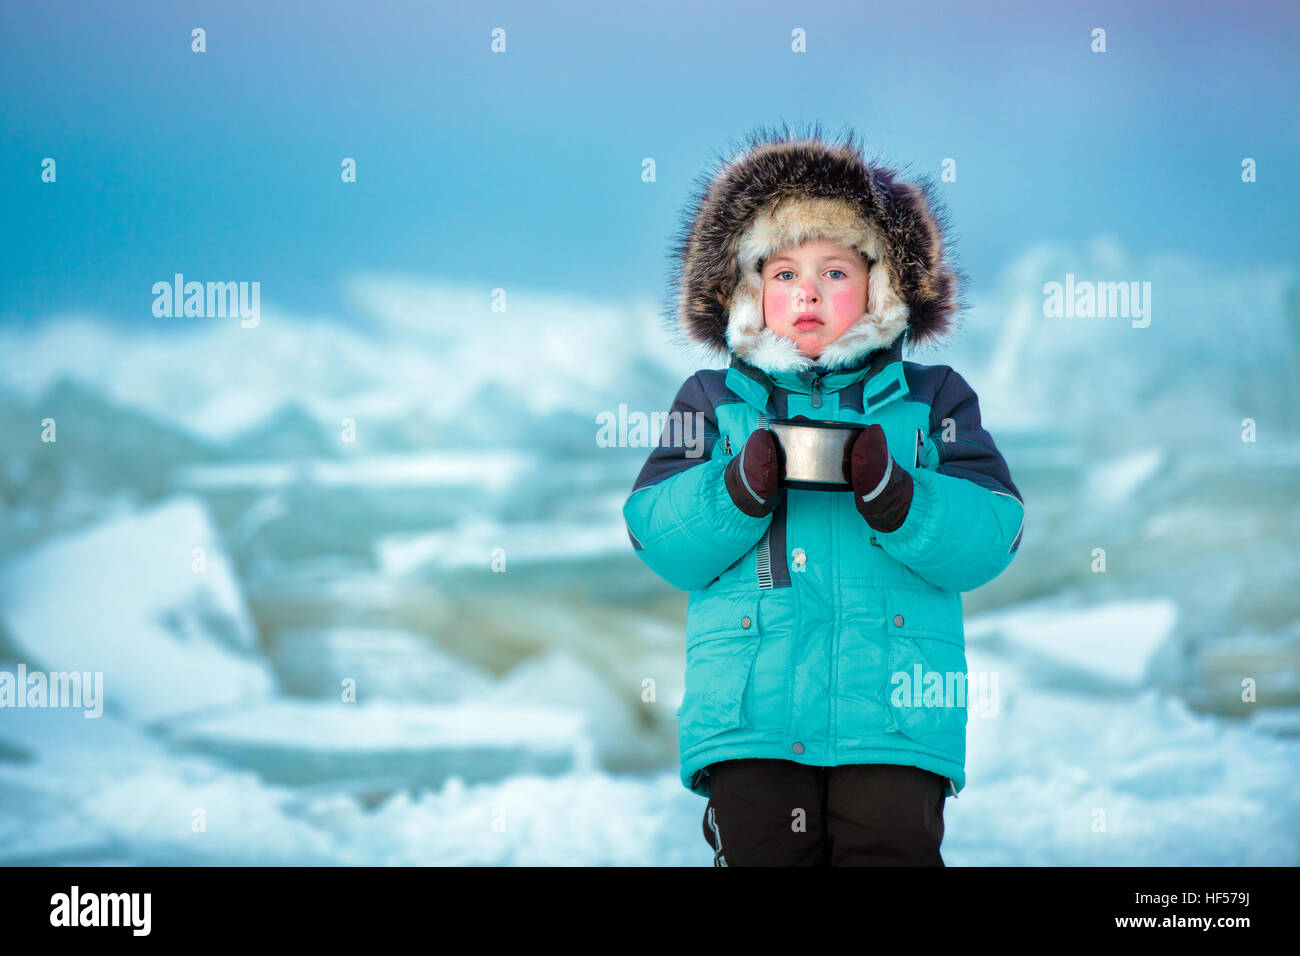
left=793, top=332, right=825, bottom=355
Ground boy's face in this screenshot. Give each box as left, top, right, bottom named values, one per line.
left=761, top=238, right=870, bottom=361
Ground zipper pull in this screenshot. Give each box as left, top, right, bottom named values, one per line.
left=810, top=375, right=824, bottom=409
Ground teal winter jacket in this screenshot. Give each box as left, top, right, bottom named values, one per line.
left=623, top=339, right=1025, bottom=799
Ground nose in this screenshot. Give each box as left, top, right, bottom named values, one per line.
left=789, top=281, right=819, bottom=309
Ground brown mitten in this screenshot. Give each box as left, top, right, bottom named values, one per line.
left=724, top=429, right=783, bottom=517
left=849, top=424, right=914, bottom=532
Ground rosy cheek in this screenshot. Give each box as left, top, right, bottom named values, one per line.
left=830, top=288, right=864, bottom=320
left=765, top=286, right=795, bottom=319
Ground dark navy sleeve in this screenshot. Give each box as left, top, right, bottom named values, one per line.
left=630, top=374, right=721, bottom=495
left=925, top=367, right=1024, bottom=553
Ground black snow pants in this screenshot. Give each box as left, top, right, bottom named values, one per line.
left=701, top=759, right=947, bottom=866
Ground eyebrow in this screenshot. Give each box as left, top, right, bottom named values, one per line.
left=766, top=253, right=859, bottom=267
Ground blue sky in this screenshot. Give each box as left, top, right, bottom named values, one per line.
left=2, top=0, right=1296, bottom=330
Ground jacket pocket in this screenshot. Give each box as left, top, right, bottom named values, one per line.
left=678, top=634, right=761, bottom=739
left=882, top=590, right=967, bottom=758
left=677, top=590, right=764, bottom=740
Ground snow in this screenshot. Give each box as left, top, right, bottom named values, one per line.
left=1, top=242, right=1297, bottom=865
left=482, top=649, right=654, bottom=768
left=964, top=599, right=1179, bottom=687
left=1085, top=448, right=1165, bottom=509
left=0, top=775, right=121, bottom=865
left=0, top=287, right=705, bottom=450
left=3, top=665, right=1296, bottom=864
left=374, top=514, right=630, bottom=574
left=174, top=451, right=536, bottom=492
left=0, top=497, right=276, bottom=722
left=156, top=698, right=590, bottom=789
left=268, top=627, right=495, bottom=701
left=958, top=651, right=1300, bottom=865
left=161, top=699, right=585, bottom=751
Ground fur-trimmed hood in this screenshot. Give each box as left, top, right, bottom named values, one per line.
left=666, top=124, right=966, bottom=375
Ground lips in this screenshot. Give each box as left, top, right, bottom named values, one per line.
left=793, top=314, right=823, bottom=331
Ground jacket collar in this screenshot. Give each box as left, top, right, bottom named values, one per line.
left=724, top=336, right=908, bottom=414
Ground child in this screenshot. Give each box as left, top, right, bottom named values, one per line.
left=623, top=126, right=1025, bottom=866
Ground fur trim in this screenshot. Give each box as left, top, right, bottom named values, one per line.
left=666, top=122, right=966, bottom=374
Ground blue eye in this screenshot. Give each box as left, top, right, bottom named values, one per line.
left=772, top=268, right=848, bottom=280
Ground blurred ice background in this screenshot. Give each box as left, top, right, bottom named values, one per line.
left=4, top=0, right=1299, bottom=866
left=2, top=240, right=1298, bottom=865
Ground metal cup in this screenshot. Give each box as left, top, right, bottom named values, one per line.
left=768, top=418, right=865, bottom=490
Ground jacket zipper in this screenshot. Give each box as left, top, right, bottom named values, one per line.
left=810, top=373, right=825, bottom=409
left=750, top=415, right=776, bottom=589
left=829, top=486, right=839, bottom=763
